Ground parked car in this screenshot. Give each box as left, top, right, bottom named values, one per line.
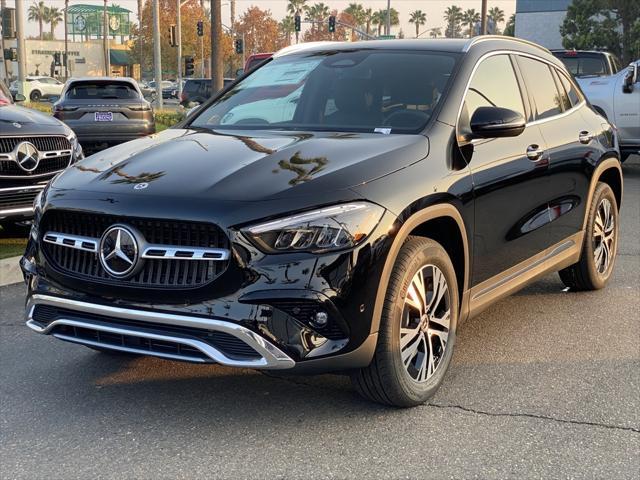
left=578, top=61, right=640, bottom=161
left=0, top=81, right=82, bottom=233
left=52, top=77, right=155, bottom=154
left=551, top=50, right=621, bottom=78
left=9, top=76, right=65, bottom=102
left=149, top=80, right=176, bottom=99
left=180, top=78, right=234, bottom=106
left=23, top=37, right=622, bottom=407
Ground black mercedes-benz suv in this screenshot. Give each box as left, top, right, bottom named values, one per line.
left=0, top=81, right=83, bottom=233
left=22, top=38, right=622, bottom=407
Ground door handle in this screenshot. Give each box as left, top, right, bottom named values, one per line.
left=526, top=144, right=544, bottom=161
left=578, top=131, right=593, bottom=144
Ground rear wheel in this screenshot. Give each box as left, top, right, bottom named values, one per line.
left=351, top=237, right=458, bottom=407
left=559, top=182, right=618, bottom=290
left=29, top=90, right=41, bottom=102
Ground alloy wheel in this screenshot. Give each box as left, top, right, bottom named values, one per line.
left=400, top=264, right=451, bottom=383
left=593, top=197, right=615, bottom=275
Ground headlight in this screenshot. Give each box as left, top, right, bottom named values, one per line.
left=67, top=132, right=84, bottom=162
left=243, top=202, right=385, bottom=254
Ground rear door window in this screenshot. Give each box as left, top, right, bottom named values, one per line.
left=517, top=57, right=563, bottom=120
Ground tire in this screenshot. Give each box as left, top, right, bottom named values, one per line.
left=29, top=90, right=41, bottom=102
left=351, top=237, right=459, bottom=407
left=559, top=182, right=618, bottom=290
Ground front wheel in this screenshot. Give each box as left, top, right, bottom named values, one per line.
left=351, top=237, right=458, bottom=407
left=559, top=182, right=619, bottom=290
left=29, top=90, right=41, bottom=102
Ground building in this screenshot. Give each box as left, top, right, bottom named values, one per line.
left=515, top=0, right=571, bottom=49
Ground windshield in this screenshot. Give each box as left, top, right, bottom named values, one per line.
left=66, top=81, right=139, bottom=100
left=190, top=50, right=458, bottom=134
left=559, top=56, right=607, bottom=77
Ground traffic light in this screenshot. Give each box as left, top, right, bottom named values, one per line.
left=184, top=56, right=195, bottom=76
left=294, top=14, right=301, bottom=32
left=234, top=38, right=243, bottom=55
left=328, top=15, right=336, bottom=33
left=169, top=25, right=177, bottom=47
left=196, top=20, right=203, bottom=37
left=53, top=52, right=61, bottom=66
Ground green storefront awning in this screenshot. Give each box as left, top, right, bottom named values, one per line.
left=110, top=50, right=131, bottom=66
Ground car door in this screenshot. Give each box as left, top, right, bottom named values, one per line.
left=614, top=65, right=640, bottom=146
left=516, top=56, right=598, bottom=246
left=459, top=54, right=553, bottom=286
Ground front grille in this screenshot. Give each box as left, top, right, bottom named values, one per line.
left=32, top=304, right=260, bottom=360
left=0, top=188, right=40, bottom=210
left=0, top=136, right=72, bottom=154
left=0, top=154, right=71, bottom=176
left=41, top=210, right=230, bottom=289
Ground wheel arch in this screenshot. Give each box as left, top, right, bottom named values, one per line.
left=370, top=201, right=470, bottom=334
left=583, top=157, right=623, bottom=231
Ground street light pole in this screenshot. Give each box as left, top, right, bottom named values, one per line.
left=152, top=0, right=163, bottom=108
left=103, top=0, right=110, bottom=76
left=177, top=0, right=182, bottom=100
left=210, top=0, right=223, bottom=92
left=481, top=0, right=488, bottom=35
left=15, top=0, right=27, bottom=84
left=64, top=0, right=69, bottom=79
left=385, top=0, right=391, bottom=36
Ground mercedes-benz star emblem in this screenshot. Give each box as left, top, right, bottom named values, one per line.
left=99, top=225, right=140, bottom=278
left=12, top=122, right=21, bottom=128
left=14, top=142, right=40, bottom=172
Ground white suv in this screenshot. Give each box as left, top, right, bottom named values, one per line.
left=10, top=76, right=65, bottom=102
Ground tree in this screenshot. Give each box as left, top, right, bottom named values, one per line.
left=462, top=8, right=480, bottom=37
left=408, top=10, right=426, bottom=38
left=45, top=7, right=63, bottom=39
left=287, top=0, right=308, bottom=43
left=279, top=16, right=295, bottom=47
left=503, top=13, right=515, bottom=36
left=372, top=9, right=385, bottom=37
left=561, top=0, right=640, bottom=64
left=443, top=5, right=463, bottom=38
left=488, top=6, right=505, bottom=34
left=235, top=6, right=280, bottom=55
left=304, top=3, right=330, bottom=39
left=28, top=1, right=47, bottom=40
left=344, top=3, right=365, bottom=29
left=430, top=27, right=442, bottom=38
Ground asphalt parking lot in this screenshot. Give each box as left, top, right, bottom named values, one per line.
left=1, top=158, right=638, bottom=479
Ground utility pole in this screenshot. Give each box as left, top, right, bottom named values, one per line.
left=176, top=0, right=182, bottom=100
left=15, top=0, right=26, bottom=86
left=64, top=0, right=69, bottom=79
left=0, top=0, right=7, bottom=83
left=138, top=0, right=143, bottom=80
left=103, top=0, right=110, bottom=76
left=481, top=0, right=488, bottom=35
left=210, top=0, right=223, bottom=91
left=152, top=0, right=163, bottom=108
left=385, top=0, right=391, bottom=36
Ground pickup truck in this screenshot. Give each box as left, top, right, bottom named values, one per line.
left=578, top=61, right=640, bottom=162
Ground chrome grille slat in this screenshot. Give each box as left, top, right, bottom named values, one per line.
left=41, top=211, right=230, bottom=289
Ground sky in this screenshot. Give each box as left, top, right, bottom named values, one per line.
left=16, top=0, right=517, bottom=39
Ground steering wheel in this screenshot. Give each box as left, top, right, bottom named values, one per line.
left=383, top=109, right=430, bottom=127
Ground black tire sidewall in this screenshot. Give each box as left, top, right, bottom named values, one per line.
left=30, top=90, right=41, bottom=102
left=381, top=238, right=459, bottom=405
left=583, top=183, right=618, bottom=289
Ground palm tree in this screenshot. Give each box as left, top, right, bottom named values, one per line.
left=443, top=5, right=463, bottom=38
left=429, top=27, right=442, bottom=38
left=462, top=9, right=480, bottom=37
left=45, top=7, right=63, bottom=39
left=503, top=13, right=516, bottom=37
left=372, top=9, right=384, bottom=37
left=488, top=6, right=505, bottom=34
left=279, top=16, right=296, bottom=46
left=287, top=0, right=308, bottom=43
left=362, top=7, right=373, bottom=36
left=345, top=3, right=365, bottom=29
left=305, top=3, right=330, bottom=36
left=408, top=10, right=426, bottom=38
left=28, top=1, right=47, bottom=40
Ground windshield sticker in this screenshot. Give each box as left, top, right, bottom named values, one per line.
left=245, top=59, right=323, bottom=87
left=374, top=127, right=392, bottom=135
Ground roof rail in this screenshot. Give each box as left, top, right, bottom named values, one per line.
left=463, top=35, right=551, bottom=54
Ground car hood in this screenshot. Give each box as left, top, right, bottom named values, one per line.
left=0, top=104, right=70, bottom=135
left=51, top=128, right=429, bottom=204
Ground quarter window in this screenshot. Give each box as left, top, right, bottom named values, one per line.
left=556, top=70, right=582, bottom=107
left=517, top=57, right=563, bottom=120
left=459, top=54, right=525, bottom=135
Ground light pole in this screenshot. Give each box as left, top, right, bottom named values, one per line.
left=15, top=0, right=27, bottom=86
left=64, top=0, right=69, bottom=79
left=385, top=0, right=391, bottom=36
left=481, top=0, right=488, bottom=35
left=152, top=0, right=163, bottom=108
left=177, top=0, right=182, bottom=100
left=210, top=0, right=223, bottom=92
left=103, top=0, right=110, bottom=76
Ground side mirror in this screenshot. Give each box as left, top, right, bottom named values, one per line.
left=14, top=93, right=26, bottom=102
left=622, top=64, right=637, bottom=94
left=470, top=106, right=526, bottom=138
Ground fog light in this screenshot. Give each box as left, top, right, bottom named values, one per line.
left=312, top=311, right=329, bottom=328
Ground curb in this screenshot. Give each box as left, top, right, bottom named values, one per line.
left=0, top=256, right=23, bottom=287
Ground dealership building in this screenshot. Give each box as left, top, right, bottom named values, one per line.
left=515, top=0, right=571, bottom=49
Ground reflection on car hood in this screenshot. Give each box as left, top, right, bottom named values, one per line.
left=0, top=104, right=69, bottom=135
left=51, top=128, right=429, bottom=202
